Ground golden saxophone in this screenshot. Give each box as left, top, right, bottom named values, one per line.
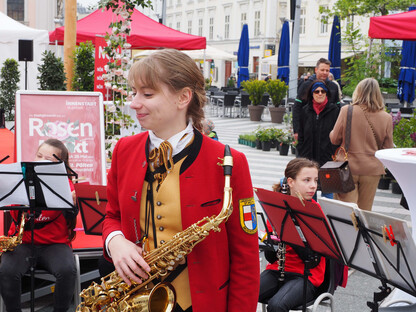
left=77, top=145, right=234, bottom=312
left=0, top=212, right=26, bottom=256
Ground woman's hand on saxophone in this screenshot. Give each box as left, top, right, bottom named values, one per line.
left=108, top=235, right=151, bottom=285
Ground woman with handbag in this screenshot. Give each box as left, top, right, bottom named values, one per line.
left=329, top=78, right=394, bottom=211
left=297, top=80, right=340, bottom=199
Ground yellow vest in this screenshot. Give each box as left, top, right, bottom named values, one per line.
left=140, top=157, right=192, bottom=310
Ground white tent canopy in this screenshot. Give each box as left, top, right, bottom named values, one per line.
left=133, top=45, right=236, bottom=61
left=0, top=11, right=49, bottom=90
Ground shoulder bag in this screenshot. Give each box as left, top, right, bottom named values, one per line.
left=318, top=105, right=355, bottom=193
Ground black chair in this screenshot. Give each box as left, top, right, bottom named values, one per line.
left=210, top=91, right=225, bottom=116
left=235, top=91, right=251, bottom=117
left=218, top=92, right=238, bottom=117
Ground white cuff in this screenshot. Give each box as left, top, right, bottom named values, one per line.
left=105, top=231, right=124, bottom=257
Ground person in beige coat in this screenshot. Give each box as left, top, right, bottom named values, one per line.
left=329, top=78, right=394, bottom=211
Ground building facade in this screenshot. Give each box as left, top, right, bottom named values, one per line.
left=0, top=0, right=370, bottom=88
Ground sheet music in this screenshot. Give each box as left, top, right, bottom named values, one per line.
left=0, top=162, right=29, bottom=206
left=358, top=210, right=416, bottom=294
left=318, top=198, right=384, bottom=276
left=34, top=162, right=73, bottom=209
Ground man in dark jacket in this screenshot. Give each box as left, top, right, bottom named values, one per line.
left=293, top=58, right=340, bottom=140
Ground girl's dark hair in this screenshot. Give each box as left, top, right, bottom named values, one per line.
left=272, top=158, right=319, bottom=193
left=38, top=138, right=71, bottom=174
left=303, top=79, right=331, bottom=103
left=38, top=138, right=76, bottom=241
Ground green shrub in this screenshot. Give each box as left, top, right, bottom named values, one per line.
left=0, top=58, right=20, bottom=121
left=37, top=50, right=66, bottom=90
left=241, top=79, right=267, bottom=105
left=72, top=41, right=95, bottom=91
left=266, top=79, right=288, bottom=107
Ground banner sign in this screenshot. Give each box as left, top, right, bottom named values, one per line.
left=15, top=91, right=106, bottom=185
left=94, top=36, right=112, bottom=101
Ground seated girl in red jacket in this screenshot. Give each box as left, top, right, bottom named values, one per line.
left=259, top=158, right=326, bottom=312
left=0, top=138, right=78, bottom=312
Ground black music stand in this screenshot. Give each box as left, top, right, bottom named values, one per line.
left=0, top=161, right=76, bottom=312
left=319, top=197, right=416, bottom=312
left=255, top=187, right=343, bottom=312
left=74, top=184, right=107, bottom=235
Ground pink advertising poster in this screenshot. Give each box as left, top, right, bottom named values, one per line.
left=15, top=91, right=106, bottom=185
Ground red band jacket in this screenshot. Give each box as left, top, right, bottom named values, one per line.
left=103, top=129, right=260, bottom=312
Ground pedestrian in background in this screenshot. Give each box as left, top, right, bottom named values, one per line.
left=293, top=58, right=340, bottom=141
left=297, top=80, right=340, bottom=200
left=330, top=78, right=394, bottom=211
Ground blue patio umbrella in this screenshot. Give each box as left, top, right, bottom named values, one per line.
left=328, top=15, right=341, bottom=82
left=237, top=24, right=250, bottom=87
left=397, top=7, right=416, bottom=105
left=277, top=21, right=290, bottom=85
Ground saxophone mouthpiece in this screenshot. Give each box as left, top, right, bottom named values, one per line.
left=223, top=145, right=233, bottom=176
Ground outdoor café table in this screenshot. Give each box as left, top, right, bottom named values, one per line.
left=375, top=148, right=416, bottom=306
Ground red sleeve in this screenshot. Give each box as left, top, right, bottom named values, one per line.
left=226, top=150, right=260, bottom=312
left=102, top=138, right=123, bottom=252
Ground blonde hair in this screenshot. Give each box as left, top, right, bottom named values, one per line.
left=352, top=78, right=385, bottom=112
left=128, top=49, right=206, bottom=131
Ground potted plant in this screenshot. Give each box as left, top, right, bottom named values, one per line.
left=247, top=133, right=257, bottom=147
left=392, top=112, right=416, bottom=148
left=257, top=128, right=273, bottom=151
left=266, top=79, right=288, bottom=123
left=254, top=127, right=264, bottom=149
left=241, top=79, right=267, bottom=121
left=278, top=130, right=293, bottom=156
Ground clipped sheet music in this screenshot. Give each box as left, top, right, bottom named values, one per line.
left=34, top=161, right=73, bottom=209
left=0, top=162, right=29, bottom=206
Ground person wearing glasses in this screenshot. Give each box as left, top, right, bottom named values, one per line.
left=296, top=80, right=340, bottom=200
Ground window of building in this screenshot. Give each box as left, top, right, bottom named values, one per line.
left=198, top=18, right=203, bottom=36
left=7, top=0, right=24, bottom=21
left=320, top=6, right=329, bottom=35
left=299, top=8, right=306, bottom=35
left=209, top=17, right=214, bottom=40
left=254, top=11, right=260, bottom=37
left=177, top=21, right=181, bottom=31
left=241, top=12, right=247, bottom=30
left=188, top=20, right=192, bottom=34
left=224, top=15, right=230, bottom=39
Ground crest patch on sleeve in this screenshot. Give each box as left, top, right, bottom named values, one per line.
left=239, top=197, right=257, bottom=234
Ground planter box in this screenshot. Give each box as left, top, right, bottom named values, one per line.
left=269, top=106, right=286, bottom=123
left=280, top=143, right=289, bottom=156
left=261, top=141, right=271, bottom=151
left=248, top=105, right=265, bottom=121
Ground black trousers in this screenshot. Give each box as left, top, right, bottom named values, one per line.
left=0, top=243, right=76, bottom=312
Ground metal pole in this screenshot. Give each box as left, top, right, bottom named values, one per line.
left=161, top=0, right=166, bottom=25
left=288, top=0, right=301, bottom=99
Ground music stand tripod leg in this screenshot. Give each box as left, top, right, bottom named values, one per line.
left=302, top=259, right=313, bottom=312
left=367, top=282, right=392, bottom=312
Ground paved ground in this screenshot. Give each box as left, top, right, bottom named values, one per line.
left=20, top=105, right=412, bottom=311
